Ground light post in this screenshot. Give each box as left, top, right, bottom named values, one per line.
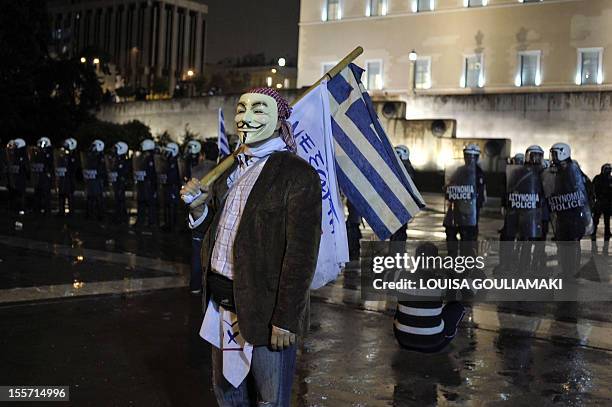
left=408, top=49, right=418, bottom=95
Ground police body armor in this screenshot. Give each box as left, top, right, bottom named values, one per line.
left=81, top=152, right=105, bottom=196
left=542, top=161, right=593, bottom=240
left=107, top=155, right=129, bottom=187
left=505, top=164, right=545, bottom=239
left=443, top=162, right=478, bottom=227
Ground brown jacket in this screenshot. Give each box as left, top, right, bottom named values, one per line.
left=196, top=151, right=322, bottom=346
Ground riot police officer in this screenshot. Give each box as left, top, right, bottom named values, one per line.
left=134, top=139, right=158, bottom=227
left=591, top=163, right=612, bottom=241
left=56, top=138, right=80, bottom=216
left=390, top=145, right=417, bottom=242
left=542, top=143, right=592, bottom=281
left=162, top=142, right=181, bottom=231
left=32, top=137, right=54, bottom=214
left=502, top=145, right=547, bottom=272
left=443, top=144, right=486, bottom=257
left=6, top=138, right=29, bottom=214
left=109, top=141, right=130, bottom=223
left=82, top=139, right=107, bottom=220
left=182, top=140, right=202, bottom=182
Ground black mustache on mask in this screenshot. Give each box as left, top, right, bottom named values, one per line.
left=237, top=121, right=264, bottom=130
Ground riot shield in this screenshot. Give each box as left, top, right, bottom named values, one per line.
left=80, top=151, right=99, bottom=182
left=506, top=164, right=544, bottom=239
left=54, top=149, right=68, bottom=180
left=155, top=153, right=168, bottom=186
left=443, top=159, right=478, bottom=227
left=6, top=148, right=19, bottom=189
left=542, top=161, right=593, bottom=239
left=132, top=152, right=147, bottom=184
left=105, top=155, right=118, bottom=185
left=29, top=147, right=45, bottom=187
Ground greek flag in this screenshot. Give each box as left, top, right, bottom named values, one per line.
left=328, top=63, right=425, bottom=240
left=218, top=107, right=230, bottom=157
left=290, top=82, right=349, bottom=289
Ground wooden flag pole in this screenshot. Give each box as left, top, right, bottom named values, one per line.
left=194, top=46, right=364, bottom=189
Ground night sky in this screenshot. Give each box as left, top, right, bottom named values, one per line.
left=203, top=0, right=300, bottom=65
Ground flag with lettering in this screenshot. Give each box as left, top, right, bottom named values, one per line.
left=327, top=63, right=425, bottom=239
left=290, top=82, right=349, bottom=289
left=218, top=108, right=230, bottom=157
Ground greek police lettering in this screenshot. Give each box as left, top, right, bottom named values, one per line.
left=509, top=193, right=539, bottom=209
left=548, top=191, right=585, bottom=212
left=447, top=185, right=474, bottom=201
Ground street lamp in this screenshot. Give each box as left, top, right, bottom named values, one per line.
left=93, top=58, right=100, bottom=64
left=187, top=69, right=194, bottom=78
left=278, top=57, right=286, bottom=67
left=408, top=50, right=418, bottom=62
left=80, top=57, right=86, bottom=63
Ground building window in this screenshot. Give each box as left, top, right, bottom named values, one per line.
left=461, top=54, right=484, bottom=88
left=414, top=57, right=431, bottom=89
left=324, top=0, right=341, bottom=21
left=365, top=60, right=383, bottom=90
left=576, top=48, right=603, bottom=85
left=516, top=51, right=541, bottom=87
left=464, top=0, right=487, bottom=7
left=367, top=0, right=387, bottom=16
left=412, top=0, right=434, bottom=12
left=321, top=62, right=337, bottom=76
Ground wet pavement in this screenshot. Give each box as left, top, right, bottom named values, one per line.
left=1, top=192, right=612, bottom=406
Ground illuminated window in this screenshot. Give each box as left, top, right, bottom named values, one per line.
left=577, top=48, right=603, bottom=85
left=466, top=0, right=487, bottom=6
left=326, top=0, right=341, bottom=21
left=414, top=57, right=431, bottom=89
left=414, top=0, right=434, bottom=12
left=367, top=0, right=387, bottom=16
left=365, top=60, right=383, bottom=90
left=516, top=51, right=541, bottom=86
left=462, top=54, right=484, bottom=88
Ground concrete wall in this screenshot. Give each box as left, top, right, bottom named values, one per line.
left=97, top=89, right=612, bottom=177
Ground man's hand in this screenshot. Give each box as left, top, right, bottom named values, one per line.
left=270, top=325, right=296, bottom=351
left=181, top=178, right=208, bottom=208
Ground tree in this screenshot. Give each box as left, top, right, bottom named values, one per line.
left=0, top=0, right=102, bottom=145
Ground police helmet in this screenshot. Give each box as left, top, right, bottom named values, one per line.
left=550, top=143, right=571, bottom=163
left=165, top=142, right=179, bottom=158
left=394, top=145, right=410, bottom=161
left=140, top=139, right=155, bottom=152
left=63, top=138, right=78, bottom=151
left=186, top=140, right=202, bottom=155
left=114, top=141, right=128, bottom=156
left=91, top=139, right=105, bottom=152
left=37, top=137, right=52, bottom=149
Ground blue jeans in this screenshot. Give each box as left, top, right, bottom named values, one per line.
left=211, top=344, right=297, bottom=406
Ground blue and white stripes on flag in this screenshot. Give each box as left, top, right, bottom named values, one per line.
left=327, top=63, right=425, bottom=240
left=290, top=82, right=349, bottom=289
left=218, top=107, right=230, bottom=157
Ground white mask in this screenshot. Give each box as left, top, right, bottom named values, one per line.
left=235, top=93, right=279, bottom=145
